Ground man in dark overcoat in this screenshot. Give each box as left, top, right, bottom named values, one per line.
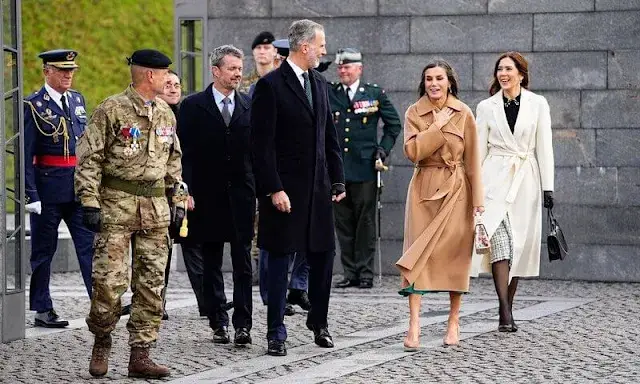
left=251, top=19, right=346, bottom=357
left=178, top=45, right=255, bottom=346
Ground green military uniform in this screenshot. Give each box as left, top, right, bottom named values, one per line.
left=240, top=68, right=260, bottom=94
left=76, top=85, right=182, bottom=347
left=329, top=74, right=401, bottom=284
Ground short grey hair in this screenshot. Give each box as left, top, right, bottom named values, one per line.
left=209, top=44, right=244, bottom=67
left=288, top=19, right=324, bottom=52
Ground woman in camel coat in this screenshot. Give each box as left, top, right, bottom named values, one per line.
left=396, top=60, right=484, bottom=350
left=471, top=52, right=554, bottom=332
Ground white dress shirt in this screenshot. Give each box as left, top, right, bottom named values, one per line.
left=212, top=86, right=235, bottom=116
left=44, top=83, right=69, bottom=111
left=287, top=58, right=308, bottom=89
left=342, top=79, right=360, bottom=101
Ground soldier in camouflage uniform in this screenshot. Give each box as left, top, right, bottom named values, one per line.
left=329, top=48, right=402, bottom=289
left=75, top=49, right=182, bottom=379
left=239, top=31, right=276, bottom=95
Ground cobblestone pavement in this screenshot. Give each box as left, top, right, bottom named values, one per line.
left=0, top=271, right=639, bottom=383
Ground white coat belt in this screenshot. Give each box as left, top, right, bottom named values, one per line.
left=488, top=148, right=535, bottom=203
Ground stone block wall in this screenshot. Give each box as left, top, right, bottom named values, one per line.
left=176, top=0, right=640, bottom=281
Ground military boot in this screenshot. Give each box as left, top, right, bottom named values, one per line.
left=127, top=347, right=171, bottom=378
left=89, top=334, right=112, bottom=377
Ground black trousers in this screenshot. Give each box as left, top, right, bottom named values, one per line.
left=267, top=250, right=334, bottom=341
left=334, top=181, right=377, bottom=281
left=203, top=240, right=253, bottom=330
left=179, top=241, right=206, bottom=315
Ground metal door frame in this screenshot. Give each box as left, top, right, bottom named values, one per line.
left=1, top=0, right=25, bottom=343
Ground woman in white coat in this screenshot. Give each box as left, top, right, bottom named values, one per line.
left=473, top=52, right=554, bottom=332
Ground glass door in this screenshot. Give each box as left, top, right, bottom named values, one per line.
left=1, top=0, right=25, bottom=343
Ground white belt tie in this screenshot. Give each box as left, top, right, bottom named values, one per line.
left=488, top=148, right=535, bottom=203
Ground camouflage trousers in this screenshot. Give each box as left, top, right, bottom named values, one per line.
left=86, top=225, right=169, bottom=347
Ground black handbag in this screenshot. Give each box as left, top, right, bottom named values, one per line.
left=547, top=208, right=568, bottom=261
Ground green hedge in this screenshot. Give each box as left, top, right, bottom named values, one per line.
left=6, top=0, right=174, bottom=213
left=23, top=0, right=174, bottom=111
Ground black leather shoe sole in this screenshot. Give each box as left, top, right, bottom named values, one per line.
left=334, top=280, right=359, bottom=288
left=34, top=319, right=69, bottom=328
left=267, top=343, right=287, bottom=356
left=498, top=324, right=518, bottom=333
left=359, top=280, right=373, bottom=289
left=234, top=331, right=252, bottom=346
left=314, top=336, right=334, bottom=348
left=284, top=304, right=296, bottom=316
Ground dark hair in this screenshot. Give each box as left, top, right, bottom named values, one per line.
left=418, top=59, right=459, bottom=99
left=489, top=51, right=529, bottom=96
left=168, top=69, right=181, bottom=83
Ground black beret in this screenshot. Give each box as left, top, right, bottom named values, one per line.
left=251, top=31, right=275, bottom=50
left=272, top=39, right=289, bottom=57
left=39, top=49, right=79, bottom=69
left=127, top=49, right=172, bottom=69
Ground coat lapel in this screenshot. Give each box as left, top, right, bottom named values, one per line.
left=229, top=92, right=249, bottom=126
left=281, top=60, right=313, bottom=114
left=195, top=84, right=225, bottom=126
left=513, top=88, right=533, bottom=146
left=490, top=91, right=518, bottom=149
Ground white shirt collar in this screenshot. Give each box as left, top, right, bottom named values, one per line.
left=286, top=58, right=307, bottom=88
left=342, top=79, right=360, bottom=98
left=44, top=83, right=68, bottom=108
left=211, top=85, right=235, bottom=106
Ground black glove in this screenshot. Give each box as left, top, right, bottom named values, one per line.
left=543, top=191, right=554, bottom=209
left=375, top=147, right=387, bottom=163
left=82, top=207, right=102, bottom=233
left=316, top=61, right=332, bottom=73
left=169, top=206, right=186, bottom=239
left=331, top=183, right=346, bottom=197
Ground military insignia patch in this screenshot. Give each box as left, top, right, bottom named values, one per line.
left=74, top=106, right=86, bottom=116
left=43, top=94, right=50, bottom=101
left=77, top=96, right=81, bottom=103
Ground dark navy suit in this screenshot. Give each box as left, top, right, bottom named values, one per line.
left=24, top=85, right=94, bottom=312
left=251, top=61, right=345, bottom=341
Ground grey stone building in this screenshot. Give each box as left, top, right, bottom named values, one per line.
left=174, top=0, right=640, bottom=281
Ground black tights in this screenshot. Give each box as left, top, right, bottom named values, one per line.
left=491, top=260, right=519, bottom=325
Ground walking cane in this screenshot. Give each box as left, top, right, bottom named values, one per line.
left=375, top=158, right=388, bottom=285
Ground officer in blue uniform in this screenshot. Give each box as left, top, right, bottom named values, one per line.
left=24, top=49, right=94, bottom=327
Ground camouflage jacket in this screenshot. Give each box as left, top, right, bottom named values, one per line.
left=239, top=69, right=261, bottom=94
left=75, top=85, right=182, bottom=228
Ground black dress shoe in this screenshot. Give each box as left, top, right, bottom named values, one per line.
left=498, top=323, right=517, bottom=333
left=334, top=278, right=359, bottom=288
left=234, top=328, right=252, bottom=346
left=287, top=289, right=311, bottom=311
left=267, top=340, right=287, bottom=356
left=359, top=279, right=373, bottom=289
left=313, top=327, right=334, bottom=348
left=284, top=304, right=295, bottom=316
left=34, top=309, right=69, bottom=328
left=121, top=304, right=132, bottom=316
left=162, top=309, right=169, bottom=321
left=212, top=326, right=231, bottom=344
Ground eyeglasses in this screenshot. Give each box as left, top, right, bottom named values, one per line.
left=164, top=83, right=181, bottom=90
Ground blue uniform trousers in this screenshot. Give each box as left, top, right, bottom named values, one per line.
left=267, top=250, right=334, bottom=341
left=29, top=201, right=93, bottom=312
left=258, top=250, right=309, bottom=305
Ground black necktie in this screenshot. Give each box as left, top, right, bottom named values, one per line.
left=345, top=87, right=351, bottom=104
left=60, top=94, right=71, bottom=119
left=302, top=72, right=313, bottom=109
